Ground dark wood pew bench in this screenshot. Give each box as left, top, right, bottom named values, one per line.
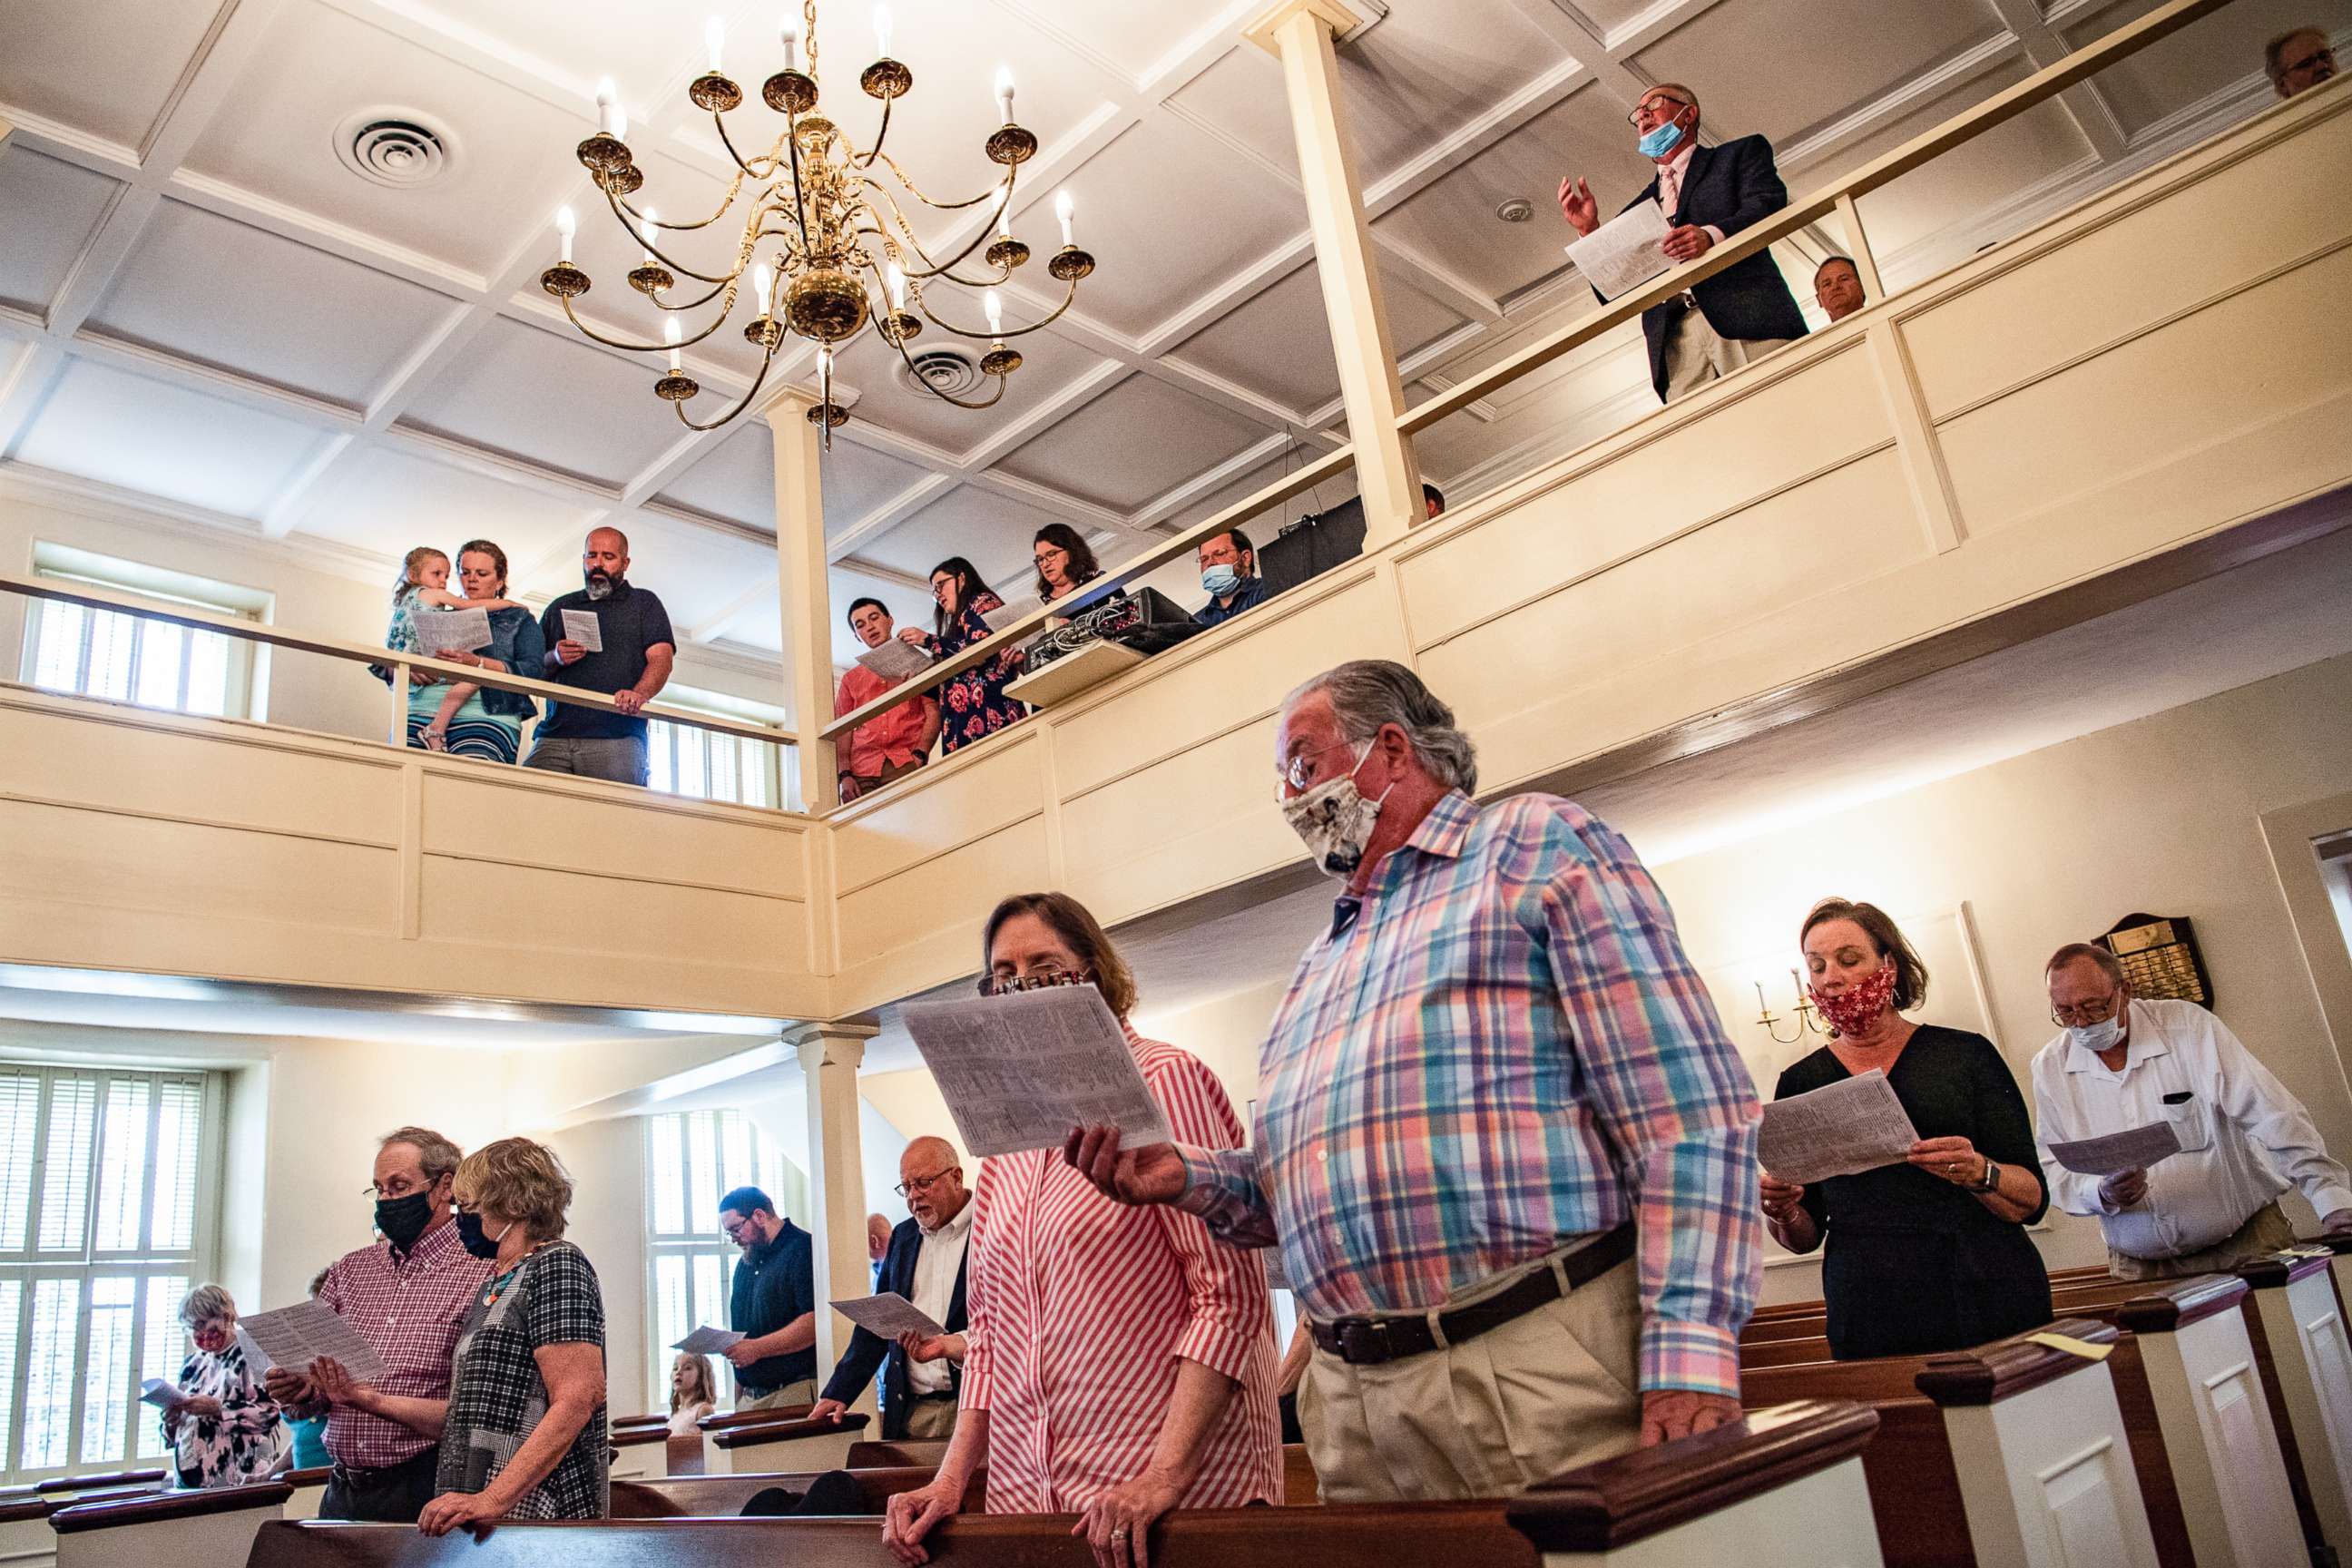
left=48, top=1478, right=290, bottom=1568
left=611, top=1465, right=979, bottom=1519
left=692, top=1404, right=816, bottom=1474
left=844, top=1438, right=948, bottom=1470
left=250, top=1400, right=1877, bottom=1568
left=607, top=1424, right=671, bottom=1483
left=30, top=1473, right=164, bottom=1499
left=2238, top=1248, right=2352, bottom=1561
left=708, top=1412, right=871, bottom=1475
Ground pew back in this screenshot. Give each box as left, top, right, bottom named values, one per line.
left=2239, top=1250, right=2352, bottom=1554
left=49, top=1481, right=290, bottom=1568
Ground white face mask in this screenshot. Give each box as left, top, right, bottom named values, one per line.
left=2067, top=1014, right=2124, bottom=1054
left=1279, top=741, right=1391, bottom=877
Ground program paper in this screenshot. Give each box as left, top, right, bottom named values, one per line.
left=857, top=638, right=934, bottom=683
left=412, top=605, right=493, bottom=656
left=1758, top=1069, right=1920, bottom=1184
left=671, top=1325, right=745, bottom=1356
left=978, top=595, right=1043, bottom=637
left=560, top=608, right=604, bottom=653
left=1564, top=201, right=1672, bottom=301
left=900, top=985, right=1171, bottom=1157
left=237, top=1299, right=387, bottom=1382
left=829, top=1291, right=948, bottom=1342
left=2046, top=1119, right=2183, bottom=1176
left=139, top=1377, right=185, bottom=1409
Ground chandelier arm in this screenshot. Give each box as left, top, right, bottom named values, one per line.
left=671, top=337, right=786, bottom=432
left=558, top=289, right=745, bottom=354
left=614, top=168, right=755, bottom=232
left=873, top=313, right=1011, bottom=411
left=783, top=111, right=817, bottom=255
left=911, top=271, right=1080, bottom=342
left=710, top=114, right=787, bottom=183
left=860, top=171, right=1014, bottom=281
left=602, top=190, right=739, bottom=284
left=865, top=148, right=1006, bottom=211
left=857, top=93, right=895, bottom=170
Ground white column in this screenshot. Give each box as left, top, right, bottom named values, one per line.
left=792, top=1018, right=877, bottom=1387
left=1246, top=0, right=1424, bottom=549
left=761, top=392, right=838, bottom=812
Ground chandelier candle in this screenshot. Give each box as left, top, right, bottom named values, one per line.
left=555, top=206, right=575, bottom=263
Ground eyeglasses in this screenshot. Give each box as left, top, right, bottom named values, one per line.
left=894, top=1168, right=958, bottom=1198
left=1628, top=94, right=1691, bottom=129
left=2050, top=992, right=2124, bottom=1027
left=1033, top=546, right=1068, bottom=566
left=364, top=1177, right=435, bottom=1198
left=721, top=1218, right=759, bottom=1242
left=1277, top=737, right=1361, bottom=794
left=2281, top=44, right=2335, bottom=77
left=977, top=966, right=1090, bottom=998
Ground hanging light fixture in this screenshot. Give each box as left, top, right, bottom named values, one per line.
left=540, top=5, right=1096, bottom=444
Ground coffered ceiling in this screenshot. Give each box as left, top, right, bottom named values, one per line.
left=0, top=0, right=2336, bottom=677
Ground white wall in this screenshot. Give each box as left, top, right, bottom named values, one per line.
left=1647, top=652, right=2352, bottom=1303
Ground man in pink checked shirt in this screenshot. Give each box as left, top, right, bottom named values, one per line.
left=1070, top=661, right=1762, bottom=1504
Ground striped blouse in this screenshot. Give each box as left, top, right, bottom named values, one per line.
left=960, top=1027, right=1281, bottom=1514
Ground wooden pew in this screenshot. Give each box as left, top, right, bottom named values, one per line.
left=1746, top=1318, right=2162, bottom=1568
left=281, top=1466, right=331, bottom=1522
left=47, top=1479, right=289, bottom=1568
left=844, top=1438, right=947, bottom=1470
left=610, top=1465, right=977, bottom=1518
left=607, top=1425, right=670, bottom=1483
left=707, top=1412, right=870, bottom=1475
left=28, top=1475, right=163, bottom=1501
left=2237, top=1249, right=2352, bottom=1562
left=0, top=1489, right=59, bottom=1568
left=244, top=1399, right=1883, bottom=1568
left=693, top=1405, right=812, bottom=1475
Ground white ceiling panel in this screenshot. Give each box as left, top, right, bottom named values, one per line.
left=2058, top=0, right=2351, bottom=136
left=1165, top=49, right=1302, bottom=181
left=1634, top=0, right=2005, bottom=146
left=829, top=308, right=1112, bottom=456
left=621, top=510, right=789, bottom=629
left=400, top=314, right=690, bottom=486
left=1374, top=87, right=1655, bottom=305
left=1380, top=273, right=1473, bottom=363
left=818, top=435, right=933, bottom=533
left=0, top=0, right=227, bottom=151
left=996, top=371, right=1268, bottom=511
left=84, top=199, right=464, bottom=408
left=991, top=0, right=1223, bottom=81
left=0, top=151, right=122, bottom=315
left=1164, top=262, right=1342, bottom=416
left=1840, top=64, right=2092, bottom=266
left=15, top=358, right=328, bottom=519
left=182, top=0, right=583, bottom=279
left=1338, top=0, right=1575, bottom=185
left=656, top=424, right=776, bottom=527
left=1044, top=118, right=1306, bottom=338
left=859, top=483, right=1054, bottom=593
left=283, top=443, right=597, bottom=566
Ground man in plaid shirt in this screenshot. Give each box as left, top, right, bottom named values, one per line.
left=264, top=1127, right=494, bottom=1521
left=1069, top=661, right=1761, bottom=1503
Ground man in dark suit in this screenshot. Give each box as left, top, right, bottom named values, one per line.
left=1560, top=83, right=1807, bottom=403
left=808, top=1136, right=973, bottom=1440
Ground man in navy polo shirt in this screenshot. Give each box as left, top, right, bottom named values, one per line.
left=719, top=1186, right=818, bottom=1409
left=524, top=526, right=675, bottom=786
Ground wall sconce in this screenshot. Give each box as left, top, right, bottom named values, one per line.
left=1754, top=970, right=1828, bottom=1046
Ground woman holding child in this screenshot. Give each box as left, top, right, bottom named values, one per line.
left=383, top=539, right=544, bottom=764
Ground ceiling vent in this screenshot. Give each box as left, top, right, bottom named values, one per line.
left=897, top=347, right=985, bottom=399
left=1495, top=197, right=1534, bottom=223
left=335, top=109, right=458, bottom=189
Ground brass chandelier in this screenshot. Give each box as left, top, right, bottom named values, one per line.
left=539, top=1, right=1097, bottom=440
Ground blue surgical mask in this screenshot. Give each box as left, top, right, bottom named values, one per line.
left=1201, top=564, right=1241, bottom=597
left=1637, top=112, right=1686, bottom=160
left=2067, top=1015, right=2124, bottom=1054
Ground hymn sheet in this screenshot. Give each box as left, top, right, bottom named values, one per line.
left=2045, top=1119, right=2183, bottom=1176
left=979, top=595, right=1043, bottom=637
left=560, top=609, right=604, bottom=652
left=139, top=1378, right=184, bottom=1408
left=411, top=605, right=492, bottom=656
left=671, top=1325, right=745, bottom=1355
left=1564, top=201, right=1672, bottom=301
left=829, top=1291, right=948, bottom=1341
left=900, top=985, right=1171, bottom=1157
left=236, top=1299, right=387, bottom=1381
left=857, top=638, right=934, bottom=682
left=1757, top=1069, right=1920, bottom=1184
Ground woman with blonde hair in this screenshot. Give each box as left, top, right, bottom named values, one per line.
left=315, top=1137, right=608, bottom=1533
left=1759, top=897, right=2051, bottom=1359
left=885, top=892, right=1279, bottom=1568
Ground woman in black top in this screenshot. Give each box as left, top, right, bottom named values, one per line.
left=1760, top=898, right=2052, bottom=1360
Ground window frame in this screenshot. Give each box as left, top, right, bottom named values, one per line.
left=0, top=1063, right=225, bottom=1484
left=643, top=687, right=794, bottom=809
left=18, top=556, right=267, bottom=722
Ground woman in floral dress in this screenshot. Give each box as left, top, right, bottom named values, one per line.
left=899, top=555, right=1029, bottom=754
left=162, top=1284, right=288, bottom=1488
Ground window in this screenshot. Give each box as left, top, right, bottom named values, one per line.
left=645, top=686, right=794, bottom=809
left=19, top=544, right=270, bottom=721
left=642, top=1110, right=802, bottom=1413
left=0, top=1065, right=220, bottom=1483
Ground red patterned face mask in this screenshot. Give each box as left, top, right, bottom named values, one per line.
left=1809, top=963, right=1898, bottom=1036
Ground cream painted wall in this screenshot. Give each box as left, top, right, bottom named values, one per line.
left=542, top=1117, right=649, bottom=1419
left=1646, top=652, right=2352, bottom=1304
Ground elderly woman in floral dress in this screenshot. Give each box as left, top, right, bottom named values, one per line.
left=162, top=1284, right=288, bottom=1488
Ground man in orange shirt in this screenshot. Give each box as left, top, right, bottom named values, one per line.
left=836, top=597, right=942, bottom=801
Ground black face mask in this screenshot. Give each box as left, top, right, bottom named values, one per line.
left=375, top=1190, right=436, bottom=1252
left=455, top=1210, right=505, bottom=1261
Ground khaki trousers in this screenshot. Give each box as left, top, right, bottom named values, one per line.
left=737, top=1379, right=816, bottom=1412
left=2107, top=1199, right=2295, bottom=1280
left=1297, top=1256, right=1642, bottom=1503
left=898, top=1396, right=959, bottom=1441
left=1661, top=307, right=1796, bottom=403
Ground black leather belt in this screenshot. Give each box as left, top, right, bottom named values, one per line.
left=1308, top=1224, right=1635, bottom=1367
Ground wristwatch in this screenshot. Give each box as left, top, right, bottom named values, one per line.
left=1972, top=1159, right=2001, bottom=1193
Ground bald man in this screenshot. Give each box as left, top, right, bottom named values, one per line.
left=809, top=1137, right=973, bottom=1439
left=525, top=525, right=676, bottom=786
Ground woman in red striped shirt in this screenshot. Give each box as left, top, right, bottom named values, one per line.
left=884, top=892, right=1281, bottom=1568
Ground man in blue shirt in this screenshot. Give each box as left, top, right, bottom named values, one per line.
left=524, top=526, right=676, bottom=786
left=719, top=1186, right=818, bottom=1409
left=1192, top=528, right=1269, bottom=628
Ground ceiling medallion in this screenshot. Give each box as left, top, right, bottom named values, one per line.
left=542, top=4, right=1097, bottom=446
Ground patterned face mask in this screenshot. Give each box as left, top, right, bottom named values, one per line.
left=1808, top=962, right=1899, bottom=1036
left=1279, top=742, right=1390, bottom=878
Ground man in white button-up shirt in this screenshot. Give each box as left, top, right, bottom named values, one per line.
left=2032, top=943, right=2352, bottom=1279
